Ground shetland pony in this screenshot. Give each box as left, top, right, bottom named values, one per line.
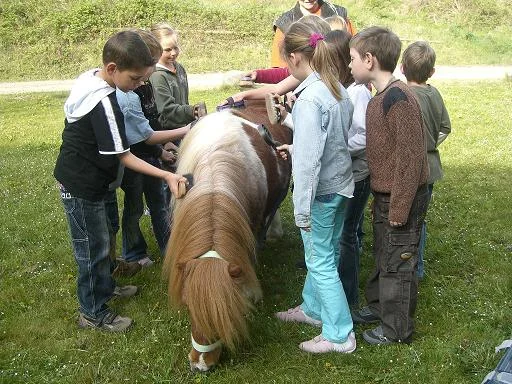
left=163, top=100, right=292, bottom=372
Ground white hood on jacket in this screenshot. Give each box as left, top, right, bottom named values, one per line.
left=64, top=69, right=115, bottom=123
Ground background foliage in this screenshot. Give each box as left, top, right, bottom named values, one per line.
left=1, top=0, right=511, bottom=81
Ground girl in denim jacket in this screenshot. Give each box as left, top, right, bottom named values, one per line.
left=275, top=21, right=356, bottom=354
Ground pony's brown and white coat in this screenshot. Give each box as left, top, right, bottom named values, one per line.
left=163, top=104, right=291, bottom=371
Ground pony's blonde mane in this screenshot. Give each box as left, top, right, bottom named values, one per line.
left=163, top=112, right=265, bottom=350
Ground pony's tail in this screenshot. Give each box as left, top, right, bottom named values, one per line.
left=182, top=258, right=258, bottom=351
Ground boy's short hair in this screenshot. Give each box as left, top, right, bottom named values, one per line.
left=102, top=30, right=156, bottom=71
left=350, top=26, right=401, bottom=73
left=133, top=29, right=163, bottom=61
left=324, top=15, right=347, bottom=32
left=402, top=41, right=436, bottom=83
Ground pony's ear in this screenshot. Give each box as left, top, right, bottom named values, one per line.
left=228, top=263, right=242, bottom=278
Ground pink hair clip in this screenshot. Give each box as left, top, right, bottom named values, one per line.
left=309, top=32, right=324, bottom=48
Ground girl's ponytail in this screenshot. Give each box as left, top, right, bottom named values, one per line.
left=310, top=34, right=342, bottom=100
left=282, top=21, right=343, bottom=100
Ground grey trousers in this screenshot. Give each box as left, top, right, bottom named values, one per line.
left=366, top=184, right=430, bottom=342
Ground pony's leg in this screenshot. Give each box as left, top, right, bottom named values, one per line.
left=266, top=209, right=283, bottom=240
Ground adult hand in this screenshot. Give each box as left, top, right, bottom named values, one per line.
left=390, top=221, right=404, bottom=227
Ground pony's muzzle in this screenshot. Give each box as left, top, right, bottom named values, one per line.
left=188, top=346, right=222, bottom=372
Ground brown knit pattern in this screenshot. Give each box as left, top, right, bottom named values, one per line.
left=366, top=80, right=429, bottom=223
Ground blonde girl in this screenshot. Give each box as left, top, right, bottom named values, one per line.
left=149, top=23, right=204, bottom=133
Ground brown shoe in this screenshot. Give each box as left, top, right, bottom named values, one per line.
left=112, top=258, right=141, bottom=278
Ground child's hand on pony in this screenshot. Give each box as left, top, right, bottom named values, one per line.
left=275, top=144, right=292, bottom=161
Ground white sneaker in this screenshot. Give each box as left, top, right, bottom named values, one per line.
left=275, top=305, right=322, bottom=327
left=300, top=331, right=356, bottom=354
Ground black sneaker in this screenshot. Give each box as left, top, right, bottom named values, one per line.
left=362, top=326, right=393, bottom=345
left=78, top=311, right=132, bottom=332
left=351, top=306, right=380, bottom=324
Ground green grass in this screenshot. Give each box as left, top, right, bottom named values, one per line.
left=1, top=0, right=511, bottom=81
left=0, top=81, right=511, bottom=383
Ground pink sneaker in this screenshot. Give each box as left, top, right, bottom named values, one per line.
left=299, top=332, right=356, bottom=354
left=275, top=305, right=322, bottom=327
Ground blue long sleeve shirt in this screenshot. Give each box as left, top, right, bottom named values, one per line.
left=291, top=72, right=354, bottom=228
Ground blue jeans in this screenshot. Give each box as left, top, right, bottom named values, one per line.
left=338, top=176, right=371, bottom=307
left=104, top=190, right=119, bottom=272
left=59, top=185, right=115, bottom=321
left=417, top=184, right=434, bottom=278
left=301, top=193, right=354, bottom=343
left=121, top=158, right=170, bottom=262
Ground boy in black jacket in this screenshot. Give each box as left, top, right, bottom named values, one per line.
left=54, top=30, right=187, bottom=332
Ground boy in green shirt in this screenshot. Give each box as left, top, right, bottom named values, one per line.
left=401, top=41, right=452, bottom=279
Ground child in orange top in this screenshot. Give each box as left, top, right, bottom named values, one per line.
left=271, top=1, right=355, bottom=67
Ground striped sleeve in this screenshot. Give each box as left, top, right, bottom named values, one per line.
left=92, top=93, right=129, bottom=154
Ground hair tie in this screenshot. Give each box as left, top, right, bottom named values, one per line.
left=309, top=33, right=324, bottom=48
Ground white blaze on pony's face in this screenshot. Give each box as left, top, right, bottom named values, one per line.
left=188, top=329, right=222, bottom=372
left=188, top=339, right=222, bottom=372
left=190, top=353, right=208, bottom=372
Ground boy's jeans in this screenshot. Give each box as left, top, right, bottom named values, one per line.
left=301, top=193, right=354, bottom=343
left=338, top=176, right=371, bottom=307
left=59, top=185, right=115, bottom=321
left=121, top=158, right=170, bottom=262
left=365, top=184, right=430, bottom=342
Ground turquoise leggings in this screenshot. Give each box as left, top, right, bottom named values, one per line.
left=300, top=193, right=354, bottom=343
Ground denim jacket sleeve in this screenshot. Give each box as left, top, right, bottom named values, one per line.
left=291, top=97, right=327, bottom=228
left=116, top=90, right=154, bottom=146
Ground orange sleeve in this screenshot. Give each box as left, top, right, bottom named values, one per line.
left=271, top=28, right=287, bottom=68
left=346, top=18, right=357, bottom=36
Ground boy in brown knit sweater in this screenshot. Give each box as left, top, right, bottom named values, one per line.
left=348, top=26, right=430, bottom=345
